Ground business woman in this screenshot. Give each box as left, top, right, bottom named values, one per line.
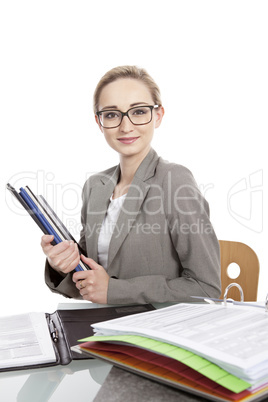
left=41, top=66, right=221, bottom=304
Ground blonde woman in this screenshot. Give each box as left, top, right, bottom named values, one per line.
left=41, top=66, right=221, bottom=304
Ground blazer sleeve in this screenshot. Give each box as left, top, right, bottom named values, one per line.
left=107, top=165, right=221, bottom=304
left=44, top=182, right=89, bottom=299
left=44, top=259, right=81, bottom=299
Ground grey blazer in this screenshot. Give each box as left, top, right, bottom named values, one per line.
left=45, top=148, right=221, bottom=304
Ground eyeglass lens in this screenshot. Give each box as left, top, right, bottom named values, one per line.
left=99, top=106, right=153, bottom=128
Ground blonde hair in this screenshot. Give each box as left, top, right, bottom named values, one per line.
left=93, top=65, right=162, bottom=113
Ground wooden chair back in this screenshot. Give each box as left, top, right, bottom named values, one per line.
left=219, top=240, right=259, bottom=301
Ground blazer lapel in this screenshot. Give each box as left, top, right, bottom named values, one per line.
left=85, top=166, right=120, bottom=262
left=107, top=178, right=150, bottom=267
left=107, top=148, right=159, bottom=268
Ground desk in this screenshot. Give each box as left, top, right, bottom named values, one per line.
left=0, top=358, right=216, bottom=402
left=95, top=366, right=210, bottom=402
left=0, top=359, right=112, bottom=402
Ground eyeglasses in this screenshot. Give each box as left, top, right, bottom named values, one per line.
left=96, top=105, right=159, bottom=129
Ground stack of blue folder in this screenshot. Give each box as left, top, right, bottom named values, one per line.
left=6, top=183, right=89, bottom=272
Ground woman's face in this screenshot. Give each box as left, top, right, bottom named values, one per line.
left=95, top=78, right=164, bottom=160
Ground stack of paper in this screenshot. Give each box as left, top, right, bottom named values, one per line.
left=6, top=183, right=88, bottom=272
left=74, top=303, right=268, bottom=402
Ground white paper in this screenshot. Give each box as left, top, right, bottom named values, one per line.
left=0, top=312, right=56, bottom=369
left=92, top=303, right=268, bottom=381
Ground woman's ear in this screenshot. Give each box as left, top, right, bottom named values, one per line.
left=154, top=106, right=165, bottom=129
left=95, top=114, right=104, bottom=133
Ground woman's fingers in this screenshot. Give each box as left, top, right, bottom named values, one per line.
left=41, top=235, right=80, bottom=273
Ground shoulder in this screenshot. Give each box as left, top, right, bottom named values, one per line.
left=155, top=157, right=197, bottom=188
left=154, top=157, right=209, bottom=216
left=82, top=165, right=118, bottom=195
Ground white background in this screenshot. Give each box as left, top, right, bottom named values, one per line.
left=0, top=0, right=267, bottom=316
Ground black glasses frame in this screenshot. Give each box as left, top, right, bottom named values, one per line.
left=96, top=105, right=159, bottom=129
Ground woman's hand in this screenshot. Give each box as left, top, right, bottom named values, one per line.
left=73, top=255, right=109, bottom=304
left=41, top=235, right=80, bottom=275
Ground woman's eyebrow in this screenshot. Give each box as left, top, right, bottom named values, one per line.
left=100, top=105, right=117, bottom=110
left=130, top=102, right=150, bottom=107
left=100, top=102, right=149, bottom=111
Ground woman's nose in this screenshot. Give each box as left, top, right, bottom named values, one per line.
left=119, top=115, right=134, bottom=132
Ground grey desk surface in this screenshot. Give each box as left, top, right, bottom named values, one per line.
left=0, top=359, right=112, bottom=402
left=94, top=366, right=210, bottom=402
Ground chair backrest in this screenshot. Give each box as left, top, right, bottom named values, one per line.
left=219, top=240, right=260, bottom=301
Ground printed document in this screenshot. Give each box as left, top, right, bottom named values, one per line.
left=0, top=312, right=56, bottom=369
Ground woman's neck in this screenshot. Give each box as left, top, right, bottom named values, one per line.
left=113, top=147, right=151, bottom=198
left=119, top=147, right=151, bottom=185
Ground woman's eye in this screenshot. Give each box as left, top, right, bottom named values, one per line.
left=104, top=112, right=118, bottom=119
left=132, top=108, right=147, bottom=116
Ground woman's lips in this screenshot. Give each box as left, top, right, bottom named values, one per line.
left=117, top=137, right=139, bottom=144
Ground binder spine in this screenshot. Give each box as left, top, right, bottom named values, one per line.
left=46, top=312, right=72, bottom=366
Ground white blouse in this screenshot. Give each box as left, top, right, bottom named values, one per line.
left=97, top=193, right=127, bottom=269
